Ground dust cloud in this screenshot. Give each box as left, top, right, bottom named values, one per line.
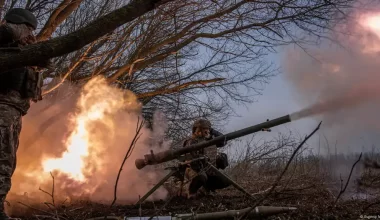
left=7, top=77, right=170, bottom=214
left=283, top=9, right=380, bottom=150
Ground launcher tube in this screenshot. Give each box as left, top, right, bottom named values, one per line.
left=135, top=115, right=291, bottom=169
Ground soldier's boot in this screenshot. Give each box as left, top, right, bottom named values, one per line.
left=188, top=189, right=209, bottom=199
left=187, top=186, right=198, bottom=199
left=198, top=186, right=213, bottom=197
left=178, top=189, right=189, bottom=198
left=184, top=183, right=197, bottom=199
left=188, top=174, right=207, bottom=199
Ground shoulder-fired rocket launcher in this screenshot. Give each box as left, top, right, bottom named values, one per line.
left=135, top=114, right=291, bottom=170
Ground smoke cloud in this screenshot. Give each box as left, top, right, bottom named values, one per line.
left=283, top=9, right=380, bottom=150
left=7, top=77, right=170, bottom=214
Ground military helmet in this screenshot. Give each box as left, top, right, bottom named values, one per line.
left=4, top=8, right=37, bottom=30
left=192, top=118, right=211, bottom=132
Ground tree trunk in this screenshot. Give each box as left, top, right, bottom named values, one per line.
left=0, top=0, right=174, bottom=71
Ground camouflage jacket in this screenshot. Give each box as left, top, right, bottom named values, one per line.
left=181, top=128, right=227, bottom=172
left=0, top=22, right=42, bottom=115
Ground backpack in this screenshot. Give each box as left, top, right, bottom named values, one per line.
left=216, top=153, right=228, bottom=170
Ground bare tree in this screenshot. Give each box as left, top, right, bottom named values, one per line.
left=0, top=0, right=356, bottom=142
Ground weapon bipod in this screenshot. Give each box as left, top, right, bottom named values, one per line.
left=136, top=156, right=256, bottom=205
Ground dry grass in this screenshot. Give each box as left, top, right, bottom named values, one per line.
left=9, top=133, right=380, bottom=220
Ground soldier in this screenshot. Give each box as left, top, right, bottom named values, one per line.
left=0, top=8, right=48, bottom=219
left=180, top=119, right=231, bottom=198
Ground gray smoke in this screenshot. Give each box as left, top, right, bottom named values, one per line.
left=283, top=9, right=380, bottom=153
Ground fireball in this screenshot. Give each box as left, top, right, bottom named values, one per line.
left=41, top=77, right=128, bottom=182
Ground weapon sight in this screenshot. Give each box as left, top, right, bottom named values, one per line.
left=135, top=114, right=291, bottom=170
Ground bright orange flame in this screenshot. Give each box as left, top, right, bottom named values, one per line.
left=41, top=77, right=129, bottom=182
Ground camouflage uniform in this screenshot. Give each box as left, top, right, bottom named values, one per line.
left=0, top=8, right=44, bottom=219
left=178, top=119, right=230, bottom=198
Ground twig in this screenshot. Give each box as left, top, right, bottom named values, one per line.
left=152, top=201, right=157, bottom=213
left=139, top=195, right=142, bottom=217
left=110, top=117, right=145, bottom=208
left=195, top=203, right=204, bottom=213
left=339, top=174, right=343, bottom=193
left=147, top=194, right=175, bottom=220
left=18, top=202, right=66, bottom=219
left=364, top=157, right=380, bottom=169
left=38, top=172, right=59, bottom=219
left=42, top=43, right=95, bottom=96
left=34, top=215, right=59, bottom=220
left=334, top=152, right=362, bottom=205
left=251, top=187, right=272, bottom=196
left=238, top=121, right=322, bottom=220
left=69, top=206, right=83, bottom=212
left=61, top=198, right=68, bottom=206
left=128, top=58, right=145, bottom=77
left=362, top=200, right=380, bottom=213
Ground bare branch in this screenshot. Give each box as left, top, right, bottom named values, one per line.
left=334, top=152, right=363, bottom=205
left=137, top=78, right=225, bottom=99
left=0, top=0, right=174, bottom=71
left=110, top=117, right=145, bottom=207
left=238, top=121, right=322, bottom=220
left=37, top=0, right=84, bottom=41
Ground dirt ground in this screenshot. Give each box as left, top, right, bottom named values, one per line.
left=10, top=174, right=380, bottom=220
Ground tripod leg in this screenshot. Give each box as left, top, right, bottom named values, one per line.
left=135, top=169, right=177, bottom=205
left=206, top=162, right=256, bottom=201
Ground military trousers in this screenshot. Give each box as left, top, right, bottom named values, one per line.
left=0, top=104, right=22, bottom=211
left=185, top=167, right=231, bottom=195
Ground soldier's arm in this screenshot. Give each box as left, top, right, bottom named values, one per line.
left=1, top=23, right=53, bottom=69
left=210, top=128, right=227, bottom=148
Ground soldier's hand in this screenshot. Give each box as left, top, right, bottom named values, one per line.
left=27, top=35, right=36, bottom=44
left=19, top=34, right=36, bottom=45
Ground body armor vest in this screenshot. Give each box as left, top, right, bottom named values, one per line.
left=0, top=28, right=42, bottom=102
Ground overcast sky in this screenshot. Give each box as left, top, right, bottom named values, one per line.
left=222, top=45, right=378, bottom=157
left=223, top=50, right=323, bottom=154
left=226, top=52, right=314, bottom=131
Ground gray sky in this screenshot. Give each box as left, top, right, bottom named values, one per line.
left=223, top=44, right=380, bottom=156
left=225, top=38, right=380, bottom=157
left=226, top=52, right=315, bottom=131
left=224, top=50, right=323, bottom=154
left=226, top=53, right=318, bottom=136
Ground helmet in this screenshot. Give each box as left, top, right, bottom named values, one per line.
left=4, top=8, right=37, bottom=30
left=192, top=119, right=211, bottom=132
